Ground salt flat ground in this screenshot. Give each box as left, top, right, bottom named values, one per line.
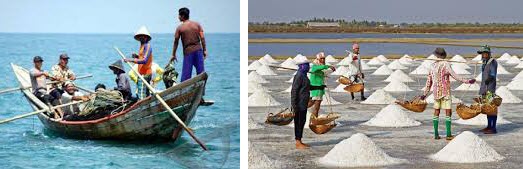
left=249, top=59, right=523, bottom=169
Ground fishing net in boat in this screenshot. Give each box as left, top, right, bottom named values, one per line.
left=65, top=90, right=125, bottom=121
left=163, top=63, right=179, bottom=88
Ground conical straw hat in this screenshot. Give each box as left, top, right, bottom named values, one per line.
left=134, top=26, right=151, bottom=41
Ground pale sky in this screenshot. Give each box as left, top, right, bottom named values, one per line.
left=249, top=0, right=523, bottom=24
left=0, top=0, right=239, bottom=33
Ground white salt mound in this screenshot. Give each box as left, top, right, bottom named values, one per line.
left=367, top=57, right=385, bottom=65
left=362, top=104, right=421, bottom=127
left=248, top=90, right=281, bottom=107
left=248, top=71, right=268, bottom=83
left=321, top=92, right=342, bottom=105
left=496, top=86, right=522, bottom=103
left=472, top=54, right=482, bottom=61
left=331, top=66, right=350, bottom=76
left=410, top=65, right=430, bottom=75
left=387, top=60, right=408, bottom=70
left=263, top=54, right=279, bottom=64
left=293, top=54, right=308, bottom=63
left=506, top=56, right=521, bottom=65
left=372, top=65, right=393, bottom=75
left=331, top=84, right=348, bottom=93
left=318, top=133, right=406, bottom=167
left=249, top=143, right=278, bottom=169
left=451, top=55, right=467, bottom=62
left=282, top=85, right=292, bottom=93
left=362, top=89, right=396, bottom=104
left=427, top=54, right=438, bottom=60
left=514, top=71, right=523, bottom=80
left=384, top=70, right=414, bottom=82
left=361, top=61, right=377, bottom=70
left=506, top=79, right=523, bottom=90
left=337, top=57, right=352, bottom=66
left=279, top=58, right=297, bottom=70
left=258, top=57, right=271, bottom=65
left=498, top=53, right=511, bottom=61
left=256, top=65, right=277, bottom=76
left=451, top=64, right=471, bottom=75
left=476, top=73, right=500, bottom=82
left=431, top=131, right=504, bottom=163
left=455, top=113, right=511, bottom=125
left=383, top=80, right=413, bottom=92
left=248, top=61, right=262, bottom=71
left=497, top=64, right=511, bottom=74
left=248, top=81, right=269, bottom=93
left=454, top=83, right=480, bottom=91
left=377, top=55, right=389, bottom=62
left=326, top=55, right=338, bottom=63
left=515, top=61, right=523, bottom=68
left=248, top=118, right=263, bottom=129
left=452, top=62, right=471, bottom=69
left=426, top=94, right=461, bottom=103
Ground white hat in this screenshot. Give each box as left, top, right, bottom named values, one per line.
left=134, top=26, right=151, bottom=41
left=295, top=57, right=310, bottom=65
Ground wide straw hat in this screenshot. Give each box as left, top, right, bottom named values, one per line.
left=134, top=26, right=151, bottom=41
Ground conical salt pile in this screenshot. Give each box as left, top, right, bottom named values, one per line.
left=383, top=80, right=413, bottom=92
left=515, top=61, right=523, bottom=68
left=331, top=66, right=350, bottom=76
left=248, top=90, right=281, bottom=107
left=249, top=142, right=278, bottom=169
left=427, top=54, right=438, bottom=60
left=282, top=85, right=292, bottom=93
left=279, top=58, right=297, bottom=70
left=476, top=73, right=500, bottom=82
left=377, top=55, right=389, bottom=62
left=249, top=118, right=263, bottom=130
left=362, top=104, right=421, bottom=127
left=421, top=59, right=435, bottom=68
left=452, top=62, right=471, bottom=69
left=321, top=92, right=341, bottom=105
left=506, top=56, right=521, bottom=65
left=367, top=57, right=385, bottom=65
left=425, top=94, right=461, bottom=103
left=331, top=84, right=348, bottom=92
left=451, top=64, right=471, bottom=75
left=263, top=54, right=279, bottom=64
left=360, top=61, right=377, bottom=70
left=496, top=86, right=522, bottom=103
left=431, top=131, right=504, bottom=163
left=256, top=65, right=277, bottom=76
left=497, top=63, right=511, bottom=74
left=384, top=70, right=414, bottom=82
left=249, top=71, right=269, bottom=83
left=387, top=60, right=407, bottom=70
left=454, top=83, right=480, bottom=91
left=498, top=53, right=511, bottom=61
left=293, top=54, right=308, bottom=63
left=410, top=65, right=430, bottom=75
left=398, top=55, right=413, bottom=65
left=249, top=81, right=269, bottom=93
left=337, top=57, right=352, bottom=66
left=248, top=60, right=262, bottom=71
left=372, top=65, right=393, bottom=75
left=513, top=71, right=523, bottom=80
left=362, top=89, right=396, bottom=104
left=472, top=54, right=482, bottom=61
left=326, top=55, right=338, bottom=63
left=455, top=113, right=511, bottom=125
left=506, top=79, right=523, bottom=90
left=451, top=55, right=467, bottom=62
left=318, top=133, right=406, bottom=167
left=258, top=57, right=271, bottom=65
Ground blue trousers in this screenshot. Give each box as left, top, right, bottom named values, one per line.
left=181, top=49, right=205, bottom=82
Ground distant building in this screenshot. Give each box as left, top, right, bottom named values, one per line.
left=306, top=22, right=340, bottom=28
left=393, top=24, right=401, bottom=28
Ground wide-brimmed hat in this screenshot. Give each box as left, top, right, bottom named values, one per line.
left=109, top=60, right=125, bottom=73
left=134, top=26, right=151, bottom=41
left=477, top=45, right=491, bottom=54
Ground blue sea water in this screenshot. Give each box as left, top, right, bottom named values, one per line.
left=0, top=33, right=239, bottom=168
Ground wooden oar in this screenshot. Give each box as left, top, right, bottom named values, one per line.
left=412, top=58, right=482, bottom=64
left=114, top=46, right=208, bottom=151
left=0, top=100, right=87, bottom=124
left=0, top=74, right=93, bottom=95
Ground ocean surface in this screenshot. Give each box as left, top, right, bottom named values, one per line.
left=0, top=33, right=239, bottom=168
left=249, top=33, right=523, bottom=56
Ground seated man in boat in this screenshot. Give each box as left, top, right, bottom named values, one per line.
left=61, top=81, right=91, bottom=121
left=29, top=56, right=63, bottom=118
left=51, top=53, right=76, bottom=99
left=94, top=83, right=106, bottom=92
left=109, top=60, right=133, bottom=102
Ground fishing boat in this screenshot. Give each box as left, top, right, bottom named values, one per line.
left=11, top=63, right=207, bottom=141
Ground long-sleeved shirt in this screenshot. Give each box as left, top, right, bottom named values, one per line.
left=479, top=58, right=497, bottom=95
left=51, top=64, right=75, bottom=89
left=309, top=64, right=329, bottom=97
left=349, top=52, right=362, bottom=74
left=291, top=71, right=310, bottom=112
left=115, top=73, right=132, bottom=100
left=424, top=61, right=469, bottom=99
left=30, top=68, right=47, bottom=93
left=135, top=42, right=153, bottom=75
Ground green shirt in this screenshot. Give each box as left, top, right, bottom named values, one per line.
left=309, top=64, right=329, bottom=97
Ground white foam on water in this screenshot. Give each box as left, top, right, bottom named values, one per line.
left=249, top=142, right=279, bottom=169
left=248, top=60, right=262, bottom=71
left=326, top=55, right=338, bottom=63
left=318, top=133, right=407, bottom=167
left=372, top=65, right=393, bottom=75
left=248, top=81, right=270, bottom=93
left=455, top=113, right=512, bottom=125
left=498, top=53, right=511, bottom=61
left=249, top=117, right=263, bottom=130
left=506, top=56, right=521, bottom=65
left=377, top=55, right=389, bottom=62
left=362, top=104, right=422, bottom=127
left=383, top=80, right=413, bottom=92
left=497, top=63, right=511, bottom=74
left=496, top=86, right=522, bottom=103
left=279, top=58, right=297, bottom=70
left=256, top=65, right=277, bottom=76
left=248, top=90, right=281, bottom=107
left=425, top=94, right=462, bottom=103
left=362, top=89, right=396, bottom=104
left=384, top=70, right=414, bottom=82
left=387, top=60, right=408, bottom=70
left=454, top=83, right=480, bottom=91
left=430, top=131, right=504, bottom=163
left=367, top=57, right=385, bottom=65
left=249, top=71, right=269, bottom=83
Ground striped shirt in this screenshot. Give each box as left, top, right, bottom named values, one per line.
left=423, top=61, right=469, bottom=99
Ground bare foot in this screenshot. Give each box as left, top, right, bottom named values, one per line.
left=295, top=140, right=310, bottom=149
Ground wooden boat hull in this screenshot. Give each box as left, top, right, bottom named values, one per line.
left=11, top=63, right=207, bottom=141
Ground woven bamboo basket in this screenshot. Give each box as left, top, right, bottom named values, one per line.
left=344, top=83, right=364, bottom=93
left=492, top=96, right=502, bottom=106
left=338, top=76, right=352, bottom=85
left=456, top=103, right=481, bottom=119
left=265, top=109, right=294, bottom=126
left=310, top=112, right=340, bottom=125
left=395, top=97, right=427, bottom=113
left=310, top=122, right=337, bottom=134
left=481, top=104, right=498, bottom=116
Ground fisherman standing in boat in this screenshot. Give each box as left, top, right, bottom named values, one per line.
left=291, top=58, right=311, bottom=149
left=29, top=56, right=63, bottom=119
left=309, top=52, right=336, bottom=118
left=123, top=26, right=154, bottom=99
left=348, top=43, right=366, bottom=101
left=61, top=81, right=90, bottom=121
left=109, top=60, right=133, bottom=101
left=420, top=48, right=476, bottom=140
left=477, top=45, right=499, bottom=134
